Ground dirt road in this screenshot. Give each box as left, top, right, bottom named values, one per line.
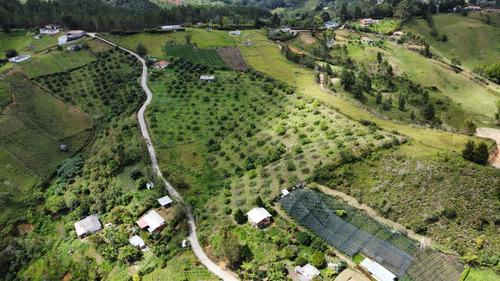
left=476, top=127, right=500, bottom=168
left=93, top=35, right=239, bottom=281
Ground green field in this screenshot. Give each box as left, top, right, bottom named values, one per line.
left=0, top=30, right=32, bottom=57
left=339, top=34, right=500, bottom=128
left=165, top=44, right=200, bottom=63
left=197, top=48, right=228, bottom=67
left=402, top=13, right=500, bottom=71
left=20, top=49, right=97, bottom=78
left=466, top=268, right=500, bottom=281
left=100, top=28, right=238, bottom=59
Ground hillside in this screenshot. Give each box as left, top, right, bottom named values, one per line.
left=402, top=12, right=500, bottom=71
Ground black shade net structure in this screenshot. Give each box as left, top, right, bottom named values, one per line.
left=281, top=189, right=415, bottom=278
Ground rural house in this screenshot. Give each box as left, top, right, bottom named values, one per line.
left=45, top=24, right=62, bottom=29
left=157, top=195, right=172, bottom=207
left=40, top=29, right=60, bottom=35
left=360, top=258, right=397, bottom=281
left=153, top=61, right=169, bottom=69
left=359, top=18, right=379, bottom=27
left=161, top=25, right=182, bottom=31
left=59, top=144, right=68, bottom=151
left=247, top=207, right=272, bottom=228
left=200, top=75, right=215, bottom=82
left=67, top=44, right=82, bottom=51
left=129, top=235, right=147, bottom=250
left=229, top=30, right=242, bottom=35
left=58, top=30, right=86, bottom=45
left=136, top=210, right=165, bottom=233
left=74, top=215, right=102, bottom=238
left=295, top=264, right=321, bottom=281
left=362, top=37, right=374, bottom=44
left=281, top=189, right=290, bottom=197
left=324, top=22, right=339, bottom=28
left=8, top=55, right=31, bottom=64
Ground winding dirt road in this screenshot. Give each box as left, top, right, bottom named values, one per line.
left=92, top=35, right=239, bottom=281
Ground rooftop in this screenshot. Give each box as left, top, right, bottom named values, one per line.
left=157, top=195, right=172, bottom=206
left=247, top=207, right=272, bottom=223
left=360, top=258, right=397, bottom=281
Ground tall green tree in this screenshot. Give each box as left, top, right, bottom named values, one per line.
left=473, top=142, right=490, bottom=165
left=462, top=140, right=475, bottom=162
left=136, top=43, right=147, bottom=57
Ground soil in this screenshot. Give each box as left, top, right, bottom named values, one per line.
left=62, top=272, right=72, bottom=281
left=289, top=46, right=305, bottom=55
left=476, top=127, right=500, bottom=168
left=13, top=223, right=34, bottom=237
left=299, top=33, right=316, bottom=44
left=335, top=268, right=372, bottom=281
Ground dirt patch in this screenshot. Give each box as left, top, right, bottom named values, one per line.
left=330, top=77, right=340, bottom=85
left=217, top=47, right=247, bottom=70
left=476, top=127, right=500, bottom=168
left=62, top=272, right=72, bottom=281
left=336, top=34, right=347, bottom=40
left=289, top=46, right=305, bottom=55
left=12, top=223, right=34, bottom=237
left=300, top=33, right=316, bottom=44
left=335, top=268, right=372, bottom=281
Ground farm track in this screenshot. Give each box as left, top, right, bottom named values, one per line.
left=92, top=34, right=240, bottom=281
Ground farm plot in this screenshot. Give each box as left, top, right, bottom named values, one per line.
left=197, top=49, right=228, bottom=68
left=403, top=250, right=463, bottom=281
left=165, top=44, right=200, bottom=63
left=164, top=44, right=229, bottom=68
left=20, top=49, right=97, bottom=78
left=217, top=46, right=247, bottom=70
left=0, top=72, right=93, bottom=179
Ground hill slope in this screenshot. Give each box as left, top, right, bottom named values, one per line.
left=402, top=12, right=500, bottom=71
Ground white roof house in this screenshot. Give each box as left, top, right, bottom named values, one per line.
left=161, top=25, right=182, bottom=31
left=136, top=210, right=165, bottom=233
left=229, top=30, right=242, bottom=35
left=247, top=207, right=272, bottom=228
left=40, top=29, right=60, bottom=35
left=200, top=75, right=215, bottom=82
left=157, top=195, right=173, bottom=207
left=295, top=264, right=321, bottom=281
left=281, top=189, right=290, bottom=196
left=74, top=215, right=102, bottom=238
left=8, top=55, right=31, bottom=63
left=129, top=235, right=146, bottom=249
left=360, top=258, right=397, bottom=281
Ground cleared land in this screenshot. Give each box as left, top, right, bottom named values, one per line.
left=217, top=47, right=247, bottom=70
left=402, top=12, right=500, bottom=71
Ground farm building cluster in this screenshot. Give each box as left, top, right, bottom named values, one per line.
left=58, top=30, right=86, bottom=45
left=73, top=193, right=173, bottom=251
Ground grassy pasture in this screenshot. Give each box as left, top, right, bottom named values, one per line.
left=0, top=30, right=32, bottom=57
left=340, top=38, right=500, bottom=128
left=402, top=13, right=500, bottom=71
left=365, top=18, right=401, bottom=34
left=466, top=268, right=500, bottom=281
left=20, top=49, right=97, bottom=78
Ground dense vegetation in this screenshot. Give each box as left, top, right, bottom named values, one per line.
left=0, top=0, right=270, bottom=32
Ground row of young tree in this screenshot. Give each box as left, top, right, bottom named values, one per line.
left=0, top=0, right=270, bottom=32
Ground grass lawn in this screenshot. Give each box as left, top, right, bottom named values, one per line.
left=20, top=49, right=97, bottom=78
left=465, top=268, right=500, bottom=281
left=100, top=28, right=237, bottom=59
left=366, top=18, right=401, bottom=34
left=402, top=13, right=500, bottom=71
left=238, top=29, right=476, bottom=156
left=0, top=30, right=32, bottom=57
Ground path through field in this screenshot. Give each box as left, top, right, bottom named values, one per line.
left=476, top=127, right=500, bottom=168
left=91, top=34, right=239, bottom=281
